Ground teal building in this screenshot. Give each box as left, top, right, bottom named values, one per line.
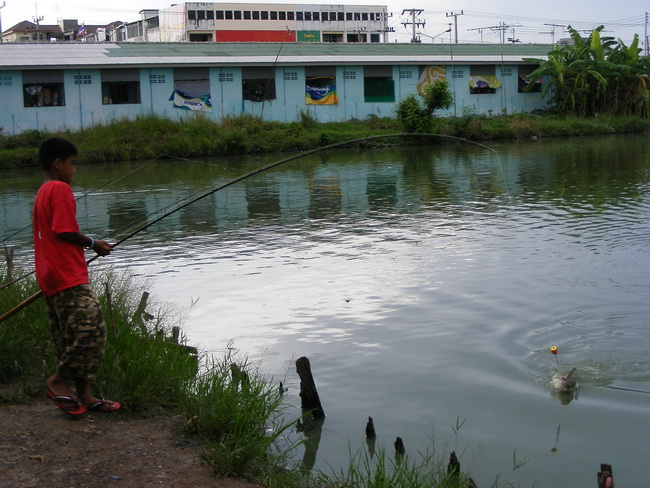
left=0, top=42, right=552, bottom=134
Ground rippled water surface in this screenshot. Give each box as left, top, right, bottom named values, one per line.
left=3, top=134, right=650, bottom=486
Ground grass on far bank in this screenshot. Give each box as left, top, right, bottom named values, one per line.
left=1, top=111, right=648, bottom=169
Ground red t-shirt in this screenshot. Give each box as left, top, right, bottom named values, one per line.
left=33, top=180, right=88, bottom=296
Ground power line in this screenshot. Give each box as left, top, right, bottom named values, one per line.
left=446, top=10, right=463, bottom=44
left=401, top=8, right=425, bottom=43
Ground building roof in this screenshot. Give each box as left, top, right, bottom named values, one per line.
left=3, top=21, right=63, bottom=36
left=0, top=42, right=552, bottom=70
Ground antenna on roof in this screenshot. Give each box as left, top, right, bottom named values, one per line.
left=0, top=2, right=6, bottom=43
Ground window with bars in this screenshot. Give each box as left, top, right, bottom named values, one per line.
left=451, top=70, right=464, bottom=79
left=23, top=70, right=65, bottom=107
left=518, top=64, right=542, bottom=93
left=0, top=76, right=13, bottom=86
left=364, top=66, right=395, bottom=102
left=284, top=71, right=298, bottom=81
left=242, top=67, right=276, bottom=101
left=101, top=69, right=141, bottom=104
left=343, top=71, right=357, bottom=80
left=399, top=71, right=413, bottom=79
left=218, top=73, right=234, bottom=82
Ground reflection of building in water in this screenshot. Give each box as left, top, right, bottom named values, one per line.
left=107, top=198, right=149, bottom=235
left=367, top=166, right=399, bottom=211
left=1, top=154, right=527, bottom=254
left=308, top=171, right=342, bottom=218
left=180, top=194, right=218, bottom=232
left=246, top=180, right=281, bottom=218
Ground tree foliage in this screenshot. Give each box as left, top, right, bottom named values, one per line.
left=525, top=25, right=650, bottom=117
left=395, top=80, right=454, bottom=133
left=423, top=79, right=455, bottom=113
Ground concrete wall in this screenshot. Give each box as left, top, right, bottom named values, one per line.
left=0, top=64, right=549, bottom=134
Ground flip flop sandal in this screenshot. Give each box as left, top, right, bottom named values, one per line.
left=87, top=399, right=122, bottom=413
left=46, top=388, right=87, bottom=416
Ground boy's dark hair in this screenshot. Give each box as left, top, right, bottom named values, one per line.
left=39, top=137, right=78, bottom=171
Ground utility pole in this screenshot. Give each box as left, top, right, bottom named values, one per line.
left=446, top=10, right=463, bottom=44
left=468, top=26, right=487, bottom=43
left=401, top=9, right=425, bottom=43
left=507, top=27, right=520, bottom=44
left=541, top=23, right=566, bottom=45
left=0, top=2, right=6, bottom=43
left=487, top=22, right=520, bottom=44
left=33, top=14, right=44, bottom=41
left=645, top=12, right=650, bottom=56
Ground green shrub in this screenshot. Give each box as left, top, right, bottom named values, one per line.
left=395, top=95, right=432, bottom=134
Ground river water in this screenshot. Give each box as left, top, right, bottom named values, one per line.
left=2, top=134, right=650, bottom=486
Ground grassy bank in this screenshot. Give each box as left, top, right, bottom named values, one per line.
left=1, top=112, right=648, bottom=169
left=2, top=265, right=500, bottom=487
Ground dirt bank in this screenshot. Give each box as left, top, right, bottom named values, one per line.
left=0, top=395, right=258, bottom=488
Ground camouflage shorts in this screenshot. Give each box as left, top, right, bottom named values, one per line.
left=45, top=283, right=106, bottom=382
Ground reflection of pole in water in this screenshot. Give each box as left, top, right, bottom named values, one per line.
left=296, top=356, right=325, bottom=473
left=365, top=416, right=377, bottom=458
left=298, top=414, right=324, bottom=473
left=550, top=423, right=561, bottom=453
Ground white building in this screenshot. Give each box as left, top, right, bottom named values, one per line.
left=129, top=2, right=391, bottom=43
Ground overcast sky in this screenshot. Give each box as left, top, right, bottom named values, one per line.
left=1, top=0, right=647, bottom=45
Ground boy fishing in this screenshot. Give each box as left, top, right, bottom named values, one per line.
left=34, top=137, right=121, bottom=416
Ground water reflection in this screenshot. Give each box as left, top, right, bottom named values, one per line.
left=2, top=134, right=650, bottom=487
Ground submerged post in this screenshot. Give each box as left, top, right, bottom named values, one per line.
left=4, top=246, right=14, bottom=281
left=295, top=356, right=325, bottom=419
left=365, top=416, right=377, bottom=458
left=394, top=437, right=405, bottom=455
left=597, top=464, right=614, bottom=488
left=132, top=291, right=151, bottom=334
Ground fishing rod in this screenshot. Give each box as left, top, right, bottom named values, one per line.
left=1, top=155, right=164, bottom=245
left=1, top=132, right=505, bottom=323
left=0, top=155, right=167, bottom=292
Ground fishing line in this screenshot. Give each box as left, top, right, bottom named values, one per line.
left=0, top=155, right=165, bottom=291
left=602, top=385, right=650, bottom=395
left=1, top=155, right=164, bottom=245
left=1, top=132, right=505, bottom=321
left=109, top=133, right=509, bottom=248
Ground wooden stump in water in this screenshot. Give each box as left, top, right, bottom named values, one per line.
left=231, top=364, right=250, bottom=392
left=394, top=436, right=405, bottom=454
left=132, top=291, right=153, bottom=333
left=4, top=246, right=14, bottom=281
left=365, top=416, right=377, bottom=458
left=597, top=464, right=614, bottom=488
left=295, top=356, right=325, bottom=419
left=365, top=416, right=376, bottom=438
left=447, top=450, right=460, bottom=478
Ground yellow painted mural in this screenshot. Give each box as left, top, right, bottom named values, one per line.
left=416, top=66, right=446, bottom=96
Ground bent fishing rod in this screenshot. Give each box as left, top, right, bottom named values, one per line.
left=1, top=155, right=164, bottom=246
left=1, top=132, right=502, bottom=323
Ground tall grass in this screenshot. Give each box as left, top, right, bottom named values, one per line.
left=0, top=264, right=301, bottom=483
left=316, top=447, right=480, bottom=488
left=1, top=113, right=648, bottom=169
left=179, top=352, right=301, bottom=482
left=0, top=267, right=52, bottom=401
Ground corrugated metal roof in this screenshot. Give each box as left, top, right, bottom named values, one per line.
left=0, top=42, right=552, bottom=70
